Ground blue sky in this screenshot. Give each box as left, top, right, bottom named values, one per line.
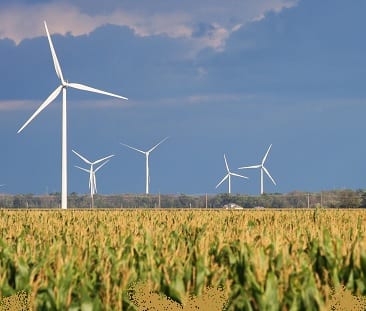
left=1, top=0, right=366, bottom=195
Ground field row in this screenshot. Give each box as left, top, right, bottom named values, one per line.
left=0, top=209, right=365, bottom=310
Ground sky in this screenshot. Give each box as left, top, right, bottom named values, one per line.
left=0, top=0, right=366, bottom=196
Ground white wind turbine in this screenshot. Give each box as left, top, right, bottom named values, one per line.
left=72, top=150, right=114, bottom=208
left=17, top=21, right=127, bottom=209
left=121, top=137, right=169, bottom=194
left=216, top=154, right=248, bottom=194
left=238, top=144, right=276, bottom=195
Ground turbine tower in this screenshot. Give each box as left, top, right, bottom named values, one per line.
left=72, top=150, right=114, bottom=208
left=216, top=154, right=248, bottom=194
left=17, top=21, right=127, bottom=209
left=121, top=137, right=168, bottom=194
left=238, top=144, right=276, bottom=195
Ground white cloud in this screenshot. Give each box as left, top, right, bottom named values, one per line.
left=129, top=93, right=257, bottom=107
left=0, top=100, right=38, bottom=111
left=0, top=98, right=132, bottom=112
left=0, top=3, right=192, bottom=44
left=0, top=1, right=298, bottom=52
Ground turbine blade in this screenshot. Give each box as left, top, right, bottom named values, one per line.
left=93, top=154, right=114, bottom=165
left=216, top=174, right=228, bottom=188
left=68, top=82, right=128, bottom=100
left=238, top=164, right=261, bottom=169
left=223, top=154, right=230, bottom=173
left=148, top=136, right=169, bottom=153
left=75, top=165, right=90, bottom=173
left=44, top=21, right=64, bottom=83
left=94, top=159, right=110, bottom=172
left=72, top=149, right=92, bottom=165
left=231, top=172, right=249, bottom=179
left=17, top=85, right=62, bottom=133
left=262, top=144, right=272, bottom=164
left=263, top=166, right=276, bottom=185
left=120, top=143, right=145, bottom=154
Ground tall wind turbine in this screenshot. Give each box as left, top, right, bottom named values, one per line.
left=72, top=150, right=114, bottom=208
left=238, top=144, right=276, bottom=195
left=216, top=154, right=248, bottom=194
left=17, top=21, right=127, bottom=209
left=121, top=137, right=168, bottom=194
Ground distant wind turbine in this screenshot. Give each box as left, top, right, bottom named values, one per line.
left=72, top=150, right=114, bottom=208
left=238, top=144, right=276, bottom=195
left=17, top=21, right=127, bottom=209
left=216, top=154, right=248, bottom=194
left=121, top=137, right=169, bottom=194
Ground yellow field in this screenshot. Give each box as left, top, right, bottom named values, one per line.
left=0, top=208, right=365, bottom=310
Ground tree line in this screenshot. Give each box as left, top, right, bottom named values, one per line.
left=0, top=189, right=366, bottom=209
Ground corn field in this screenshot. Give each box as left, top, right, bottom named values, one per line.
left=0, top=208, right=366, bottom=310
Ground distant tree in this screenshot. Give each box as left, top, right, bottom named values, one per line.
left=13, top=195, right=25, bottom=208
left=359, top=191, right=366, bottom=208
left=338, top=190, right=361, bottom=208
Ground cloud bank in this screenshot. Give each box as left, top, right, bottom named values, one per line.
left=0, top=0, right=298, bottom=52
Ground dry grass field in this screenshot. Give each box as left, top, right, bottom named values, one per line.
left=0, top=208, right=366, bottom=310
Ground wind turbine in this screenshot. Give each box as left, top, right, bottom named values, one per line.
left=72, top=150, right=114, bottom=208
left=121, top=137, right=169, bottom=194
left=17, top=21, right=127, bottom=209
left=216, top=154, right=248, bottom=194
left=238, top=144, right=276, bottom=195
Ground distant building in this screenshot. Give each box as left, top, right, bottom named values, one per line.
left=223, top=203, right=244, bottom=210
